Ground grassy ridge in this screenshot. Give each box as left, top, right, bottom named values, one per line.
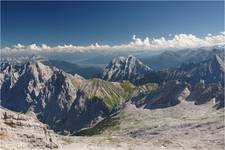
left=71, top=76, right=158, bottom=111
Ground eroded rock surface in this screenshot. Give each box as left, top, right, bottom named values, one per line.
left=0, top=107, right=59, bottom=150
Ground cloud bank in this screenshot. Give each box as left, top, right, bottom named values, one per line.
left=2, top=32, right=225, bottom=54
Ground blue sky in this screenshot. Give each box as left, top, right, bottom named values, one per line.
left=1, top=1, right=224, bottom=48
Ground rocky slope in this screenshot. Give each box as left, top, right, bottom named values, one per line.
left=138, top=53, right=225, bottom=86
left=169, top=54, right=225, bottom=85
left=0, top=107, right=59, bottom=150
left=131, top=80, right=224, bottom=109
left=187, top=82, right=224, bottom=108
left=131, top=80, right=188, bottom=109
left=0, top=60, right=131, bottom=133
left=102, top=55, right=152, bottom=84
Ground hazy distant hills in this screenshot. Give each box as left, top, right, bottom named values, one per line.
left=45, top=47, right=224, bottom=77
left=44, top=60, right=103, bottom=79
left=43, top=48, right=224, bottom=85
left=141, top=48, right=224, bottom=70
left=3, top=47, right=223, bottom=77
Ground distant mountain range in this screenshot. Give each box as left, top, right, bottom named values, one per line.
left=100, top=51, right=224, bottom=109
left=44, top=47, right=224, bottom=82
left=3, top=46, right=223, bottom=70
left=168, top=54, right=225, bottom=85
left=43, top=60, right=103, bottom=79
left=140, top=47, right=224, bottom=70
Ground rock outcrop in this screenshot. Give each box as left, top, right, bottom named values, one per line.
left=0, top=107, right=59, bottom=150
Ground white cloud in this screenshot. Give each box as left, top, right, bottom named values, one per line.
left=1, top=32, right=225, bottom=54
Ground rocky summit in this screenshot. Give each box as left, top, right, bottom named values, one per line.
left=102, top=55, right=152, bottom=84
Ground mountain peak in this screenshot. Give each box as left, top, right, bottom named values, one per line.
left=102, top=55, right=152, bottom=84
left=25, top=60, right=54, bottom=82
left=127, top=54, right=135, bottom=58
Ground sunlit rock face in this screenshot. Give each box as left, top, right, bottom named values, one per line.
left=0, top=107, right=59, bottom=149
left=102, top=55, right=152, bottom=84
